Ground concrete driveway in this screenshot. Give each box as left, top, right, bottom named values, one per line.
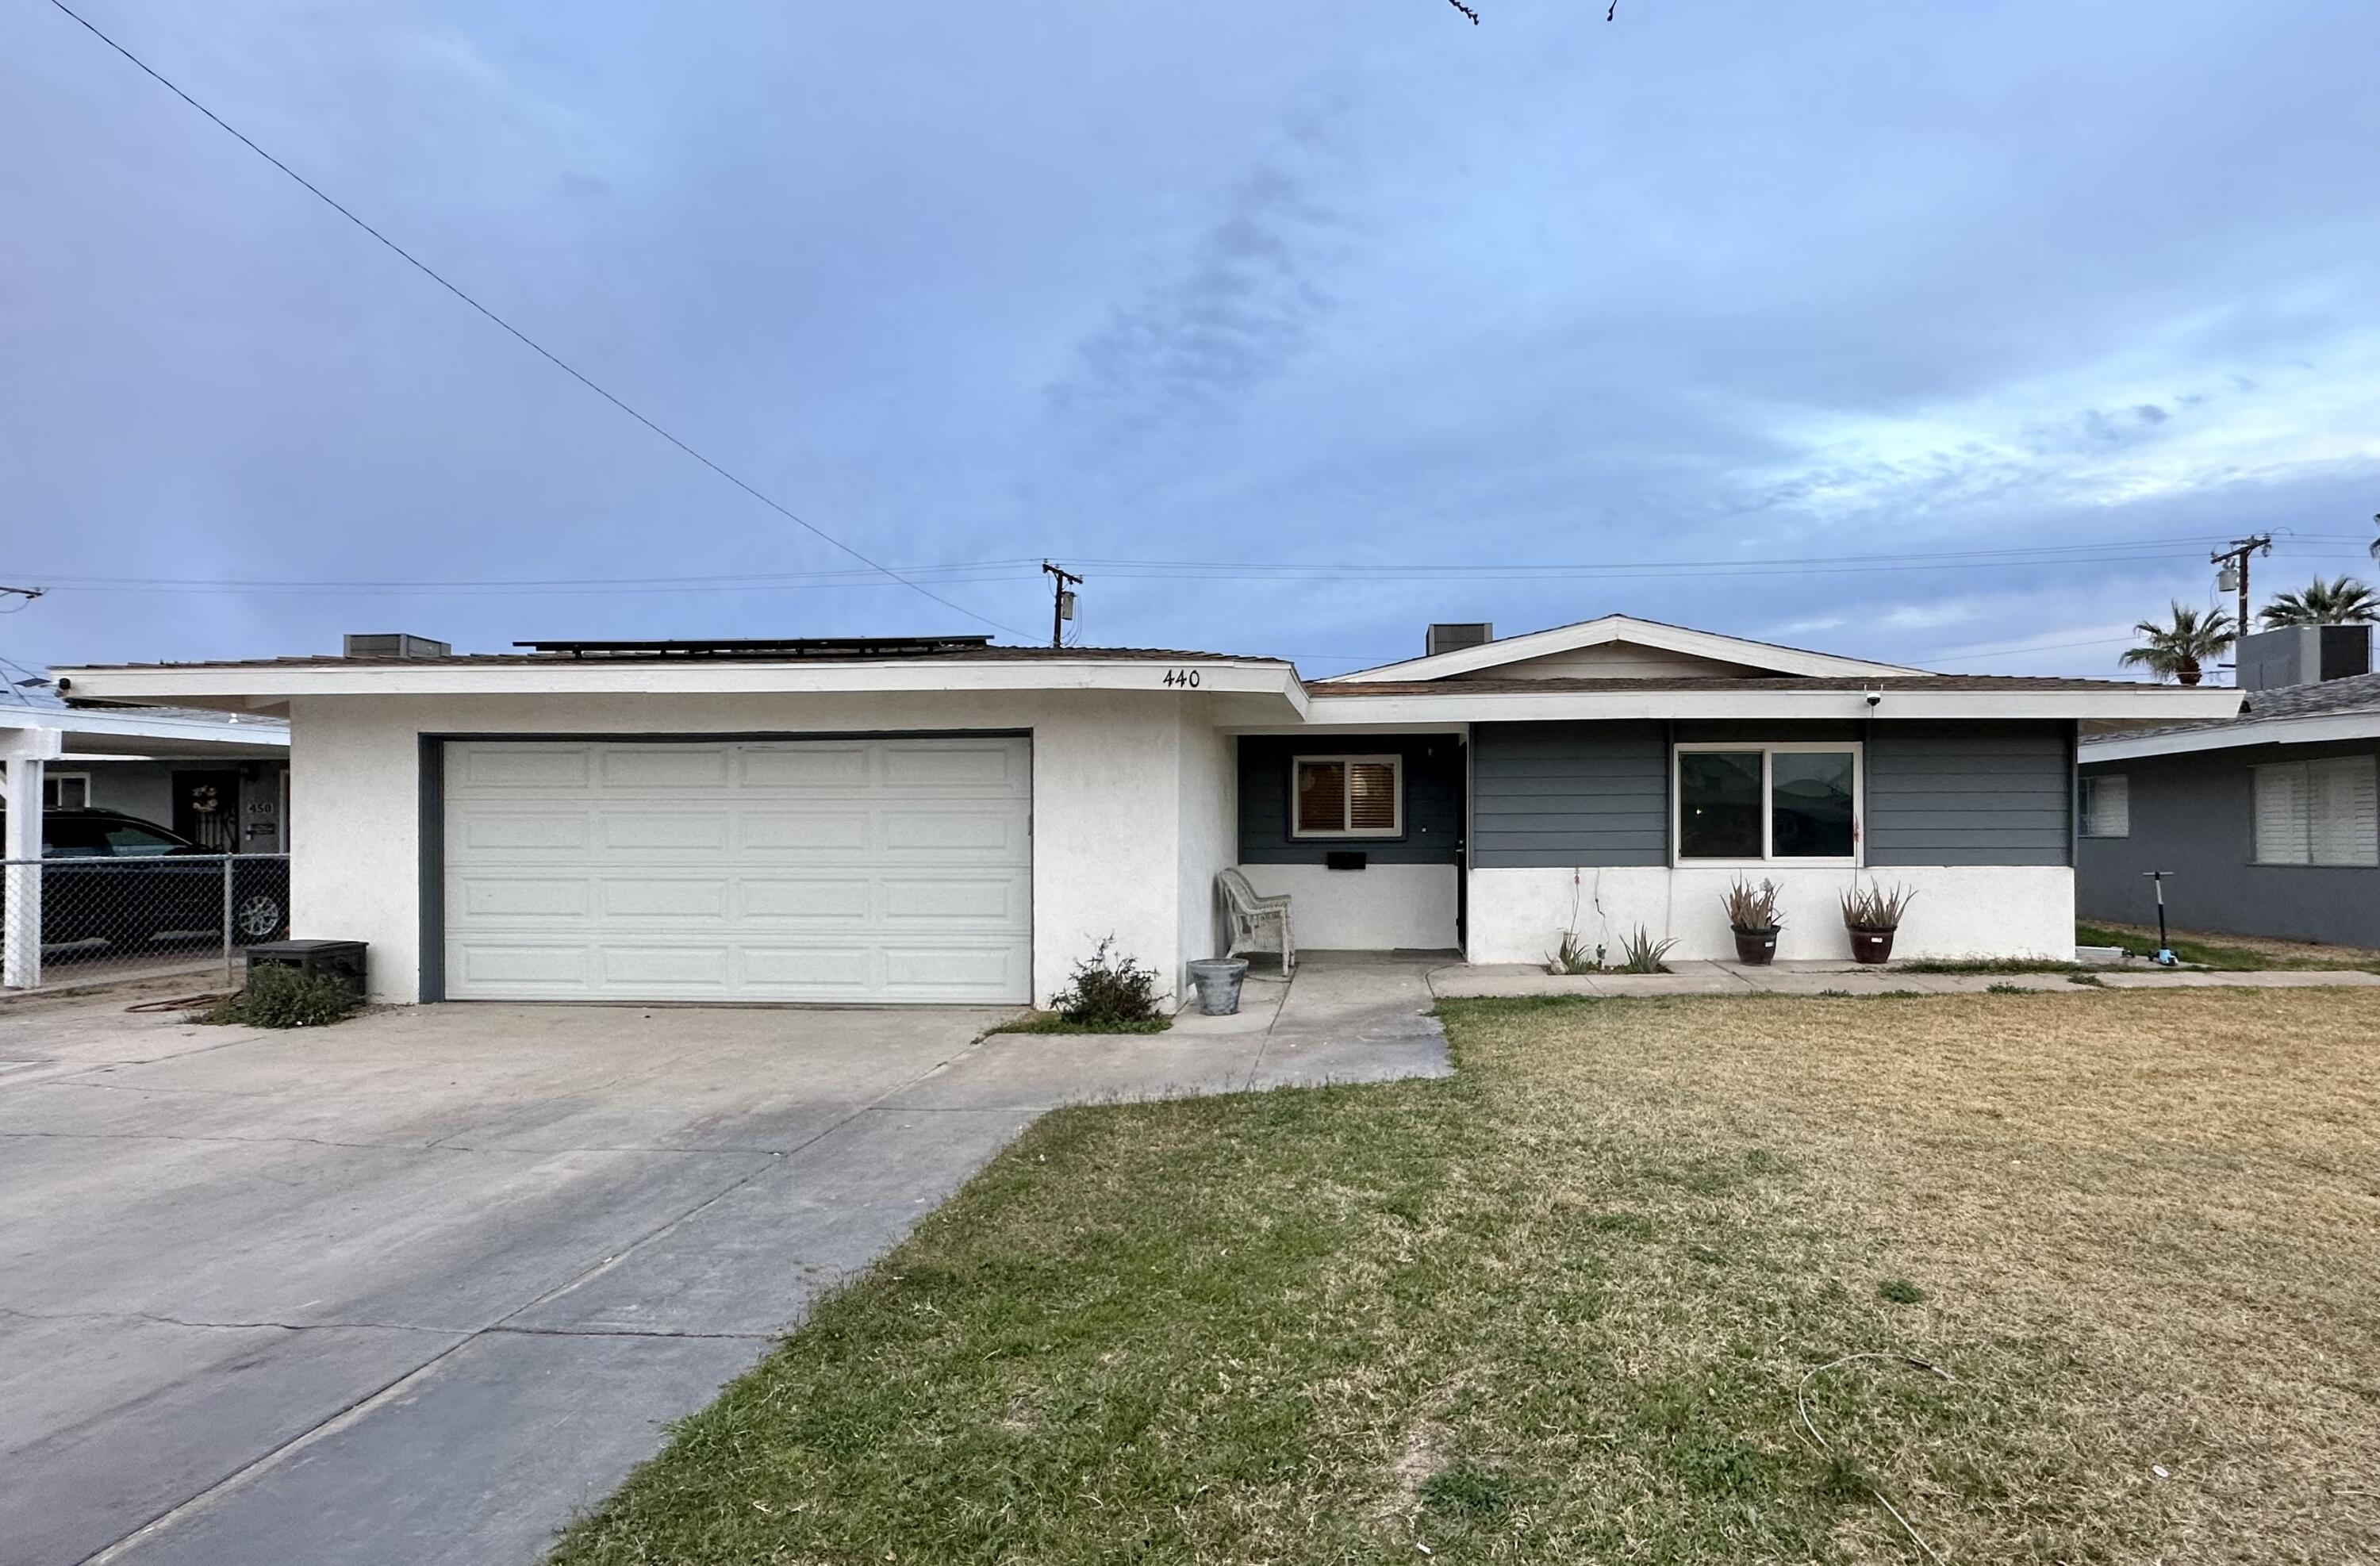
left=0, top=960, right=1448, bottom=1566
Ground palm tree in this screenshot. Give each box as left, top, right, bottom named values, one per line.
left=2258, top=574, right=2380, bottom=628
left=2120, top=601, right=2236, bottom=685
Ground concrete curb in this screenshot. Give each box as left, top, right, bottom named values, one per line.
left=1426, top=964, right=2380, bottom=1000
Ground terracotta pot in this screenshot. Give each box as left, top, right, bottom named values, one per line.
left=1848, top=927, right=1896, bottom=965
left=1732, top=927, right=1778, bottom=965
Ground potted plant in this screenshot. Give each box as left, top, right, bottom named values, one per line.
left=1722, top=877, right=1783, bottom=965
left=1841, top=881, right=1914, bottom=965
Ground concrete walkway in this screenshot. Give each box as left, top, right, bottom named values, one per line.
left=1429, top=957, right=2380, bottom=1000
left=0, top=964, right=1445, bottom=1566
left=955, top=950, right=1452, bottom=1101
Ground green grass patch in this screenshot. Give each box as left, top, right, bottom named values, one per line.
left=1902, top=957, right=2087, bottom=974
left=2075, top=921, right=2380, bottom=973
left=987, top=1009, right=1172, bottom=1035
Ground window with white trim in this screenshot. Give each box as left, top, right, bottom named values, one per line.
left=2253, top=755, right=2378, bottom=866
left=1675, top=743, right=1860, bottom=864
left=2080, top=774, right=2129, bottom=838
left=43, top=773, right=91, bottom=810
left=1292, top=754, right=1403, bottom=838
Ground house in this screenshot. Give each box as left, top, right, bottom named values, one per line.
left=52, top=616, right=2235, bottom=1006
left=2078, top=624, right=2378, bottom=947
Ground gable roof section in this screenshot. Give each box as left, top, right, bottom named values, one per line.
left=1305, top=674, right=2243, bottom=724
left=1319, top=614, right=1928, bottom=684
left=2082, top=670, right=2380, bottom=762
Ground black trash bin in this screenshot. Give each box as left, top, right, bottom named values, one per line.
left=246, top=939, right=368, bottom=1000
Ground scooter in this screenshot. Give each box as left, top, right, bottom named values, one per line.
left=2142, top=870, right=2178, bottom=966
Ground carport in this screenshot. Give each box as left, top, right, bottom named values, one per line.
left=2, top=703, right=290, bottom=990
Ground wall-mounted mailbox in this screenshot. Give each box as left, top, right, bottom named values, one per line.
left=1325, top=850, right=1368, bottom=871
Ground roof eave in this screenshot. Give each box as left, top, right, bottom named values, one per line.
left=54, top=657, right=1311, bottom=717
left=2081, top=709, right=2380, bottom=762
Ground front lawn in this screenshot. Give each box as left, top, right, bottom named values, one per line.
left=2076, top=919, right=2380, bottom=971
left=551, top=989, right=2380, bottom=1564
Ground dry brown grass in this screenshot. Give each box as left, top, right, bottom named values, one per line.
left=1457, top=988, right=2380, bottom=1562
left=556, top=988, right=2380, bottom=1566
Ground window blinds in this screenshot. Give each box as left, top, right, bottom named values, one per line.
left=2253, top=755, right=2378, bottom=867
left=2082, top=775, right=2129, bottom=838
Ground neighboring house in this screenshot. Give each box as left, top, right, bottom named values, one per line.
left=2078, top=625, right=2380, bottom=948
left=55, top=616, right=2233, bottom=1006
left=0, top=700, right=292, bottom=852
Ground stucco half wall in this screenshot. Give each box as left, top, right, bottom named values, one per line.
left=1465, top=865, right=2076, bottom=965
left=288, top=690, right=1235, bottom=1006
left=1235, top=863, right=1459, bottom=950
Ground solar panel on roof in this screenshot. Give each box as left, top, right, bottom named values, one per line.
left=510, top=636, right=996, bottom=659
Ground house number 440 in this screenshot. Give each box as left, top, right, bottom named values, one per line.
left=1161, top=668, right=1202, bottom=688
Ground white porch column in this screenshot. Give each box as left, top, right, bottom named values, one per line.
left=2, top=727, right=61, bottom=989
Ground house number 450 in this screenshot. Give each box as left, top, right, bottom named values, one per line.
left=1161, top=668, right=1202, bottom=688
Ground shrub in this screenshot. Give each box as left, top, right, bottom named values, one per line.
left=193, top=964, right=357, bottom=1029
left=1049, top=938, right=1164, bottom=1029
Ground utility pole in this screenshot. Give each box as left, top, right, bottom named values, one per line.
left=1040, top=562, right=1081, bottom=649
left=0, top=585, right=42, bottom=604
left=2209, top=535, right=2271, bottom=636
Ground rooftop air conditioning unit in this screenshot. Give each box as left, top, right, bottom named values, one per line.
left=1426, top=622, right=1494, bottom=658
left=2236, top=624, right=2370, bottom=691
left=342, top=633, right=452, bottom=660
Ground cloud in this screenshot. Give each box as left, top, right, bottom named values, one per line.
left=1046, top=155, right=1341, bottom=429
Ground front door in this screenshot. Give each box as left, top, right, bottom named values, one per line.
left=172, top=771, right=241, bottom=854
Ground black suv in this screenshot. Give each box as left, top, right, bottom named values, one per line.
left=0, top=808, right=290, bottom=953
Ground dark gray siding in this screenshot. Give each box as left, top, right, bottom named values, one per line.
left=1470, top=718, right=2075, bottom=869
left=1237, top=734, right=1463, bottom=865
left=2077, top=739, right=2380, bottom=947
left=1471, top=722, right=1668, bottom=868
left=1865, top=721, right=2074, bottom=867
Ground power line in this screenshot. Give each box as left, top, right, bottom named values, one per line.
left=14, top=533, right=2372, bottom=597
left=41, top=0, right=1027, bottom=641
left=2, top=562, right=1045, bottom=596
left=1915, top=635, right=2134, bottom=664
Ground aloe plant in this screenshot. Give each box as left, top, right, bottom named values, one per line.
left=1616, top=925, right=1678, bottom=974
left=1722, top=877, right=1783, bottom=932
left=1841, top=881, right=1915, bottom=932
left=1548, top=931, right=1604, bottom=975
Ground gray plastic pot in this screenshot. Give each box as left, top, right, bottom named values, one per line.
left=1186, top=958, right=1250, bottom=1016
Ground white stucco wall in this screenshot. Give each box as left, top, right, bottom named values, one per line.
left=1236, top=862, right=1461, bottom=951
left=1173, top=705, right=1237, bottom=988
left=1466, top=864, right=2076, bottom=965
left=287, top=691, right=1217, bottom=1006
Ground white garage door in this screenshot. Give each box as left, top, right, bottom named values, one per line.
left=442, top=736, right=1031, bottom=1003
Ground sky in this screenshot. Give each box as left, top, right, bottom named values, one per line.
left=5, top=0, right=2379, bottom=682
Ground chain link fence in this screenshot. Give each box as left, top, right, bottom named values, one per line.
left=1, top=853, right=292, bottom=992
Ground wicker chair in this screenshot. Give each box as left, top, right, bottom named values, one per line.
left=1218, top=868, right=1295, bottom=974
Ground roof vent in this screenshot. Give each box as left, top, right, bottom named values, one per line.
left=1426, top=622, right=1493, bottom=658
left=343, top=633, right=451, bottom=660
